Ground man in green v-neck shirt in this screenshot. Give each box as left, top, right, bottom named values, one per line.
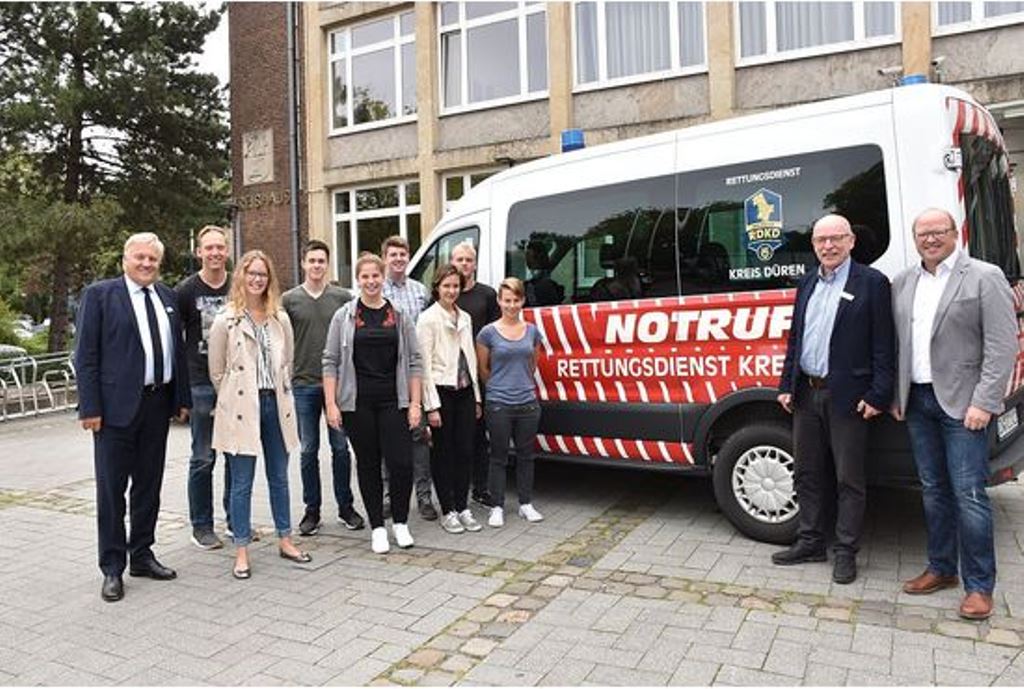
left=283, top=240, right=365, bottom=536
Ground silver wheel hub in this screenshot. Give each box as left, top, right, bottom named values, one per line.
left=731, top=444, right=798, bottom=524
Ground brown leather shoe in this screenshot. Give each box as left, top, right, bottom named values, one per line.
left=902, top=570, right=959, bottom=595
left=959, top=592, right=994, bottom=620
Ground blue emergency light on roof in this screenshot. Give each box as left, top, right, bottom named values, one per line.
left=900, top=73, right=928, bottom=86
left=561, top=129, right=585, bottom=153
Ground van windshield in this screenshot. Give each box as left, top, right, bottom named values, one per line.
left=962, top=134, right=1020, bottom=279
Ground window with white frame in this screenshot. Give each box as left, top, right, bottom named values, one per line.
left=737, top=2, right=898, bottom=64
left=329, top=10, right=416, bottom=132
left=933, top=1, right=1024, bottom=34
left=439, top=2, right=548, bottom=111
left=442, top=168, right=502, bottom=210
left=574, top=2, right=706, bottom=88
left=332, top=181, right=421, bottom=287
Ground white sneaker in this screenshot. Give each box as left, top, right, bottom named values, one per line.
left=519, top=504, right=544, bottom=522
left=458, top=509, right=482, bottom=532
left=488, top=506, right=504, bottom=528
left=371, top=527, right=390, bottom=554
left=392, top=522, right=414, bottom=548
left=441, top=511, right=465, bottom=534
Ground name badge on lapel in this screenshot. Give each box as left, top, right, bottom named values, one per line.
left=840, top=291, right=855, bottom=302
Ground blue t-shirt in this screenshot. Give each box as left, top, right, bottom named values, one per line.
left=476, top=322, right=544, bottom=405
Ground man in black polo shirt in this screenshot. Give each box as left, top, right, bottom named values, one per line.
left=451, top=241, right=500, bottom=506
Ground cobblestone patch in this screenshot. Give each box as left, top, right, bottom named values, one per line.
left=374, top=490, right=672, bottom=684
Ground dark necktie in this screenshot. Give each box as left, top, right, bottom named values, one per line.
left=142, top=287, right=165, bottom=385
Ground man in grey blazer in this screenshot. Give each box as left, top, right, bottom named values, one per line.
left=892, top=208, right=1018, bottom=621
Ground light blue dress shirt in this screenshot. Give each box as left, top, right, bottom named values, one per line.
left=799, top=257, right=851, bottom=378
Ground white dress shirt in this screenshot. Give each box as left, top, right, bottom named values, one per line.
left=910, top=251, right=959, bottom=383
left=125, top=276, right=173, bottom=385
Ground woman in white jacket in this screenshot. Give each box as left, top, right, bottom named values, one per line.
left=417, top=264, right=482, bottom=534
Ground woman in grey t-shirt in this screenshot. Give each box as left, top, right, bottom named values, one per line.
left=476, top=277, right=546, bottom=528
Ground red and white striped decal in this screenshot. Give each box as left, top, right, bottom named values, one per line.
left=537, top=433, right=695, bottom=464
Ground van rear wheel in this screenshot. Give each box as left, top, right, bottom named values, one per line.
left=712, top=423, right=799, bottom=545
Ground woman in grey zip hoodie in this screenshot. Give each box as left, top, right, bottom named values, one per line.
left=323, top=253, right=423, bottom=554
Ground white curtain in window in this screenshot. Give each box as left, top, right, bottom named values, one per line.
left=739, top=2, right=767, bottom=57
left=985, top=2, right=1024, bottom=17
left=606, top=2, right=670, bottom=79
left=864, top=2, right=896, bottom=37
left=775, top=2, right=854, bottom=52
left=937, top=2, right=972, bottom=24
left=576, top=2, right=599, bottom=83
left=678, top=2, right=705, bottom=66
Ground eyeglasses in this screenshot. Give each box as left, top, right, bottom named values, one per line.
left=914, top=229, right=954, bottom=241
left=246, top=271, right=269, bottom=280
left=811, top=234, right=852, bottom=246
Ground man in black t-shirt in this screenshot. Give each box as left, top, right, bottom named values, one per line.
left=176, top=225, right=232, bottom=549
left=451, top=242, right=500, bottom=505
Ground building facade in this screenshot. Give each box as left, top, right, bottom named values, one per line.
left=229, top=2, right=1024, bottom=287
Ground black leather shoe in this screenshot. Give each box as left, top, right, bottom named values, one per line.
left=832, top=553, right=857, bottom=584
left=771, top=542, right=827, bottom=566
left=418, top=502, right=439, bottom=521
left=101, top=575, right=124, bottom=602
left=129, top=558, right=177, bottom=580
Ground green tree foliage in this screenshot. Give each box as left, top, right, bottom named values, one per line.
left=0, top=2, right=229, bottom=351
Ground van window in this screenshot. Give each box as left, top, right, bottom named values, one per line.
left=962, top=134, right=1020, bottom=279
left=506, top=174, right=678, bottom=305
left=678, top=144, right=889, bottom=294
left=410, top=226, right=479, bottom=287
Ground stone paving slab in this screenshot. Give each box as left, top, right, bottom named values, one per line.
left=4, top=411, right=1024, bottom=685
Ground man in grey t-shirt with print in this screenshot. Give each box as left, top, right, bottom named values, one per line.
left=283, top=239, right=365, bottom=535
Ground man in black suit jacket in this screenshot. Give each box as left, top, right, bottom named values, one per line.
left=774, top=214, right=895, bottom=584
left=75, top=232, right=191, bottom=602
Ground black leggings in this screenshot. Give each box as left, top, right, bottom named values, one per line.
left=430, top=387, right=476, bottom=514
left=343, top=400, right=413, bottom=529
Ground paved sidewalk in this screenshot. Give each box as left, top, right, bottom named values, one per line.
left=2, top=411, right=1024, bottom=685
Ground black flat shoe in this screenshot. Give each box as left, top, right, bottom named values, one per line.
left=232, top=566, right=251, bottom=580
left=279, top=549, right=312, bottom=563
left=101, top=574, right=124, bottom=602
left=129, top=558, right=177, bottom=580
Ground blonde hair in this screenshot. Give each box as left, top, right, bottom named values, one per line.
left=497, top=277, right=525, bottom=300
left=451, top=241, right=476, bottom=259
left=354, top=251, right=385, bottom=277
left=123, top=232, right=165, bottom=260
left=229, top=249, right=281, bottom=314
left=196, top=225, right=228, bottom=245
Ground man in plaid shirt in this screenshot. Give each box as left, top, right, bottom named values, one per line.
left=380, top=235, right=438, bottom=521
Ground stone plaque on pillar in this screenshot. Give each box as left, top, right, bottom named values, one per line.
left=242, top=128, right=274, bottom=186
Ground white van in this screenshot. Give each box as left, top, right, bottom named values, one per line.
left=409, top=82, right=1023, bottom=544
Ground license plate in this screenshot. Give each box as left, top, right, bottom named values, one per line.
left=998, top=408, right=1019, bottom=441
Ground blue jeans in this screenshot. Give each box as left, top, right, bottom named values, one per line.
left=187, top=385, right=231, bottom=530
left=225, top=393, right=293, bottom=546
left=906, top=384, right=995, bottom=593
left=293, top=384, right=354, bottom=511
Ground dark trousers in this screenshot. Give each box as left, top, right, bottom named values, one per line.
left=430, top=387, right=476, bottom=514
left=93, top=386, right=171, bottom=576
left=471, top=389, right=489, bottom=495
left=792, top=382, right=868, bottom=555
left=344, top=400, right=413, bottom=529
left=487, top=401, right=541, bottom=508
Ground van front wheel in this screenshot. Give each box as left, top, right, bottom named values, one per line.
left=712, top=424, right=799, bottom=545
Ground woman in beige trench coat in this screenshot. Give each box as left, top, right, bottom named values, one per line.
left=208, top=249, right=308, bottom=579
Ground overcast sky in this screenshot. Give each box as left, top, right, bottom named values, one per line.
left=194, top=1, right=229, bottom=89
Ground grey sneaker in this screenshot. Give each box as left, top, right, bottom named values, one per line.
left=191, top=527, right=223, bottom=550
left=338, top=504, right=366, bottom=530
left=441, top=511, right=465, bottom=534
left=299, top=509, right=321, bottom=536
left=458, top=509, right=482, bottom=532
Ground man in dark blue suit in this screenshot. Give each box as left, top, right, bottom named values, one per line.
left=75, top=232, right=191, bottom=602
left=774, top=214, right=895, bottom=584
